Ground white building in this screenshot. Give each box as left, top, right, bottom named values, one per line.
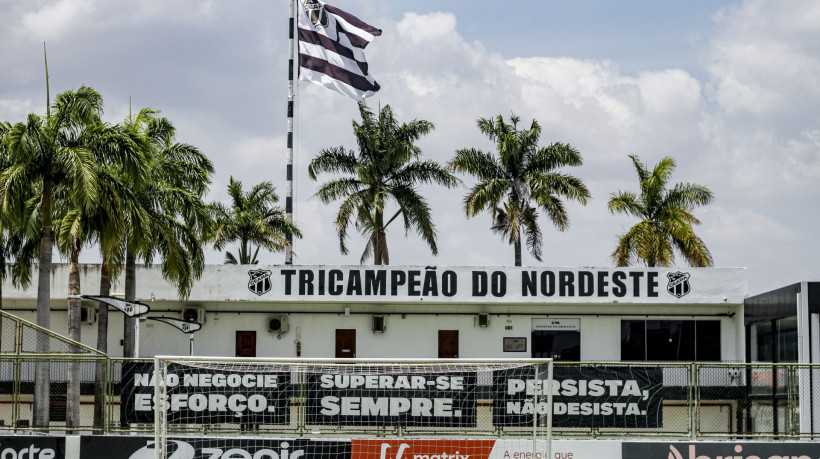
left=1, top=264, right=748, bottom=362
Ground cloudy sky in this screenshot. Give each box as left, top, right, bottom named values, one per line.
left=1, top=0, right=818, bottom=295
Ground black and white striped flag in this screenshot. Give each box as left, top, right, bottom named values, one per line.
left=297, top=0, right=381, bottom=100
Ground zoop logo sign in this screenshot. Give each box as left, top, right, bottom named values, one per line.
left=352, top=440, right=496, bottom=459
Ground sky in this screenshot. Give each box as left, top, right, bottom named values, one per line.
left=1, top=0, right=818, bottom=295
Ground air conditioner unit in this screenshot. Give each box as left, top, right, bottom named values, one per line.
left=478, top=313, right=490, bottom=328
left=269, top=316, right=289, bottom=333
left=372, top=315, right=386, bottom=333
left=182, top=307, right=205, bottom=324
left=80, top=306, right=97, bottom=325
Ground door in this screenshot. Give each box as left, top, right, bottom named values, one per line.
left=438, top=330, right=459, bottom=358
left=235, top=331, right=257, bottom=357
left=336, top=329, right=356, bottom=358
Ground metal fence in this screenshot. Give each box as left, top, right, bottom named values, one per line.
left=2, top=357, right=819, bottom=439
left=0, top=311, right=819, bottom=438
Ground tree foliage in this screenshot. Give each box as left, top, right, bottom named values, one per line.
left=210, top=177, right=301, bottom=264
left=608, top=155, right=714, bottom=267
left=450, top=114, right=590, bottom=266
left=309, top=103, right=457, bottom=265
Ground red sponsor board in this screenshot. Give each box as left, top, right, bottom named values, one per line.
left=353, top=440, right=497, bottom=459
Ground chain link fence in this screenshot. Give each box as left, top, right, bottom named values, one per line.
left=2, top=357, right=819, bottom=438
left=1, top=309, right=820, bottom=439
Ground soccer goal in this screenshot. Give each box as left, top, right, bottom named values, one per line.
left=147, top=357, right=553, bottom=459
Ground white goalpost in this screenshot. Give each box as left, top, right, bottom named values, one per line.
left=148, top=357, right=554, bottom=459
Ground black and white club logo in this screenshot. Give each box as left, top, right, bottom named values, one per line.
left=248, top=269, right=272, bottom=296
left=304, top=0, right=328, bottom=28
left=667, top=271, right=691, bottom=298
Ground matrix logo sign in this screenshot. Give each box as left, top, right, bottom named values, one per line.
left=622, top=442, right=820, bottom=459
left=352, top=440, right=496, bottom=459
left=80, top=436, right=350, bottom=459
left=0, top=436, right=64, bottom=459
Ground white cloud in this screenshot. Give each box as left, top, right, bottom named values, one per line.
left=18, top=0, right=95, bottom=41
left=701, top=207, right=801, bottom=245
left=708, top=0, right=820, bottom=117
left=0, top=98, right=36, bottom=122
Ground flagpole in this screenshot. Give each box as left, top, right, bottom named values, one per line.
left=285, top=0, right=296, bottom=265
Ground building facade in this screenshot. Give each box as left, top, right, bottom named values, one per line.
left=1, top=264, right=748, bottom=362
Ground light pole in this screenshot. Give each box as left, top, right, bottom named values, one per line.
left=68, top=295, right=151, bottom=356
left=147, top=317, right=202, bottom=356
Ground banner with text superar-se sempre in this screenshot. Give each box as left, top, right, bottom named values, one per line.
left=120, top=361, right=292, bottom=425
left=493, top=365, right=664, bottom=428
left=80, top=436, right=349, bottom=459
left=306, top=370, right=477, bottom=427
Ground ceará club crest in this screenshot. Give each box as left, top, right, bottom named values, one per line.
left=304, top=0, right=329, bottom=28
left=248, top=269, right=272, bottom=296
left=667, top=271, right=691, bottom=298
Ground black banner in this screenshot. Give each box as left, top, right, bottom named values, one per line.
left=622, top=442, right=820, bottom=459
left=80, top=436, right=350, bottom=459
left=306, top=370, right=477, bottom=427
left=0, top=436, right=64, bottom=459
left=120, top=362, right=292, bottom=425
left=493, top=365, right=663, bottom=428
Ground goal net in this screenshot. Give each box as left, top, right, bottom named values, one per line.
left=148, top=357, right=554, bottom=459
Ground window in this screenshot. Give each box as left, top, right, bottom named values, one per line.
left=751, top=317, right=798, bottom=363
left=621, top=320, right=721, bottom=361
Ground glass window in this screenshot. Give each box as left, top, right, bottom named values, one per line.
left=776, top=317, right=798, bottom=363
left=646, top=320, right=696, bottom=361
left=752, top=322, right=774, bottom=362
left=695, top=321, right=721, bottom=361
left=620, top=320, right=645, bottom=361
left=532, top=330, right=580, bottom=361
left=621, top=319, right=721, bottom=361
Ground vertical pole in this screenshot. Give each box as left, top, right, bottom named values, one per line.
left=532, top=363, right=539, bottom=457
left=154, top=356, right=164, bottom=459
left=189, top=334, right=194, bottom=356
left=285, top=0, right=296, bottom=265
left=546, top=360, right=553, bottom=459
left=44, top=42, right=50, bottom=117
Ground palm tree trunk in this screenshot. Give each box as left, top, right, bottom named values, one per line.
left=0, top=256, right=4, bottom=356
left=514, top=236, right=522, bottom=267
left=66, top=237, right=82, bottom=431
left=374, top=211, right=386, bottom=265
left=92, top=255, right=111, bottom=432
left=123, top=246, right=136, bottom=358
left=34, top=180, right=53, bottom=427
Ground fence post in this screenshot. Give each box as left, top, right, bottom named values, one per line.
left=690, top=363, right=697, bottom=440
left=12, top=356, right=20, bottom=431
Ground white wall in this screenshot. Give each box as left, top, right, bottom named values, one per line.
left=135, top=311, right=742, bottom=361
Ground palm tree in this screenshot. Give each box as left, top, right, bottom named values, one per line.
left=0, top=87, right=102, bottom=426
left=608, top=155, right=714, bottom=267
left=450, top=114, right=590, bottom=266
left=117, top=109, right=213, bottom=358
left=53, top=122, right=144, bottom=430
left=309, top=103, right=457, bottom=265
left=210, top=177, right=301, bottom=264
left=0, top=121, right=36, bottom=347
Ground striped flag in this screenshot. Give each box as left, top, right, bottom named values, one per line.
left=297, top=0, right=381, bottom=100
